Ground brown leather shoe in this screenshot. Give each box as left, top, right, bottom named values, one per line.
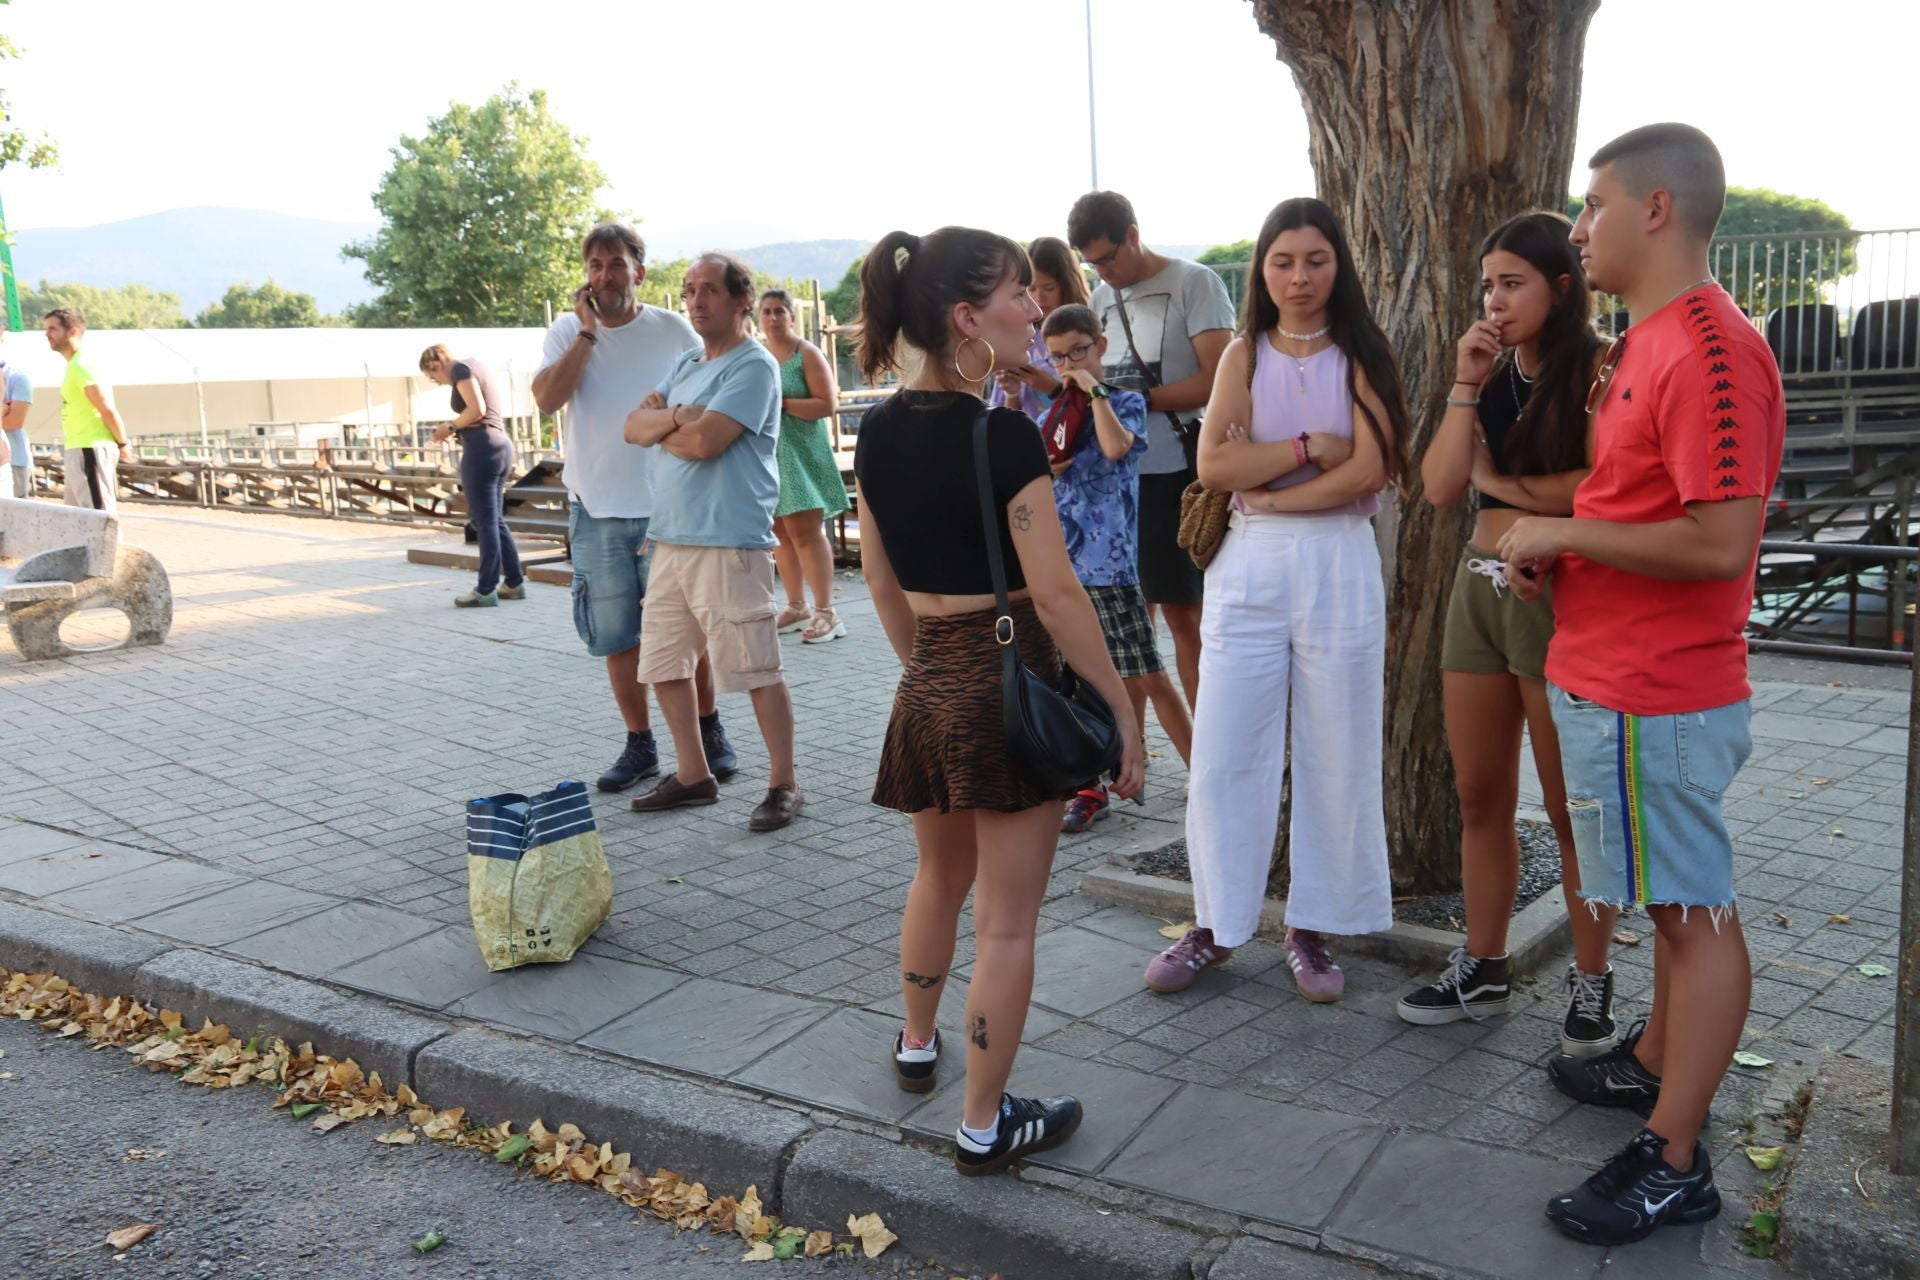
left=748, top=785, right=805, bottom=832
left=629, top=774, right=719, bottom=813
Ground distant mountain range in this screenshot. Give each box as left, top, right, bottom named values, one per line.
left=6, top=208, right=1216, bottom=318
left=11, top=207, right=379, bottom=314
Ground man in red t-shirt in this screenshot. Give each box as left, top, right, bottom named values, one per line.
left=1498, top=123, right=1785, bottom=1247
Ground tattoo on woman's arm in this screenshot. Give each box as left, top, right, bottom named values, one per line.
left=1012, top=503, right=1032, bottom=531
left=969, top=1015, right=989, bottom=1050
left=904, top=971, right=943, bottom=989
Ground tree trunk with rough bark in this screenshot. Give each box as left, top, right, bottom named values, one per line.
left=1249, top=0, right=1600, bottom=895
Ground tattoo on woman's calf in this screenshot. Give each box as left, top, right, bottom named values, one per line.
left=969, top=1015, right=989, bottom=1050
left=904, top=971, right=943, bottom=990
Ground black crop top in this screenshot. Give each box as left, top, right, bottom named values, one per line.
left=1475, top=359, right=1533, bottom=511
left=853, top=391, right=1051, bottom=594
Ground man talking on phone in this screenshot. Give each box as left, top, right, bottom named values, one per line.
left=533, top=223, right=740, bottom=792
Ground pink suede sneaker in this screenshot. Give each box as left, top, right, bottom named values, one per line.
left=1144, top=926, right=1232, bottom=993
left=1285, top=928, right=1345, bottom=1003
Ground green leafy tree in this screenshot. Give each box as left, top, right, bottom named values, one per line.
left=345, top=86, right=613, bottom=326
left=19, top=279, right=187, bottom=329
left=0, top=8, right=57, bottom=173
left=1198, top=239, right=1254, bottom=266
left=195, top=280, right=337, bottom=328
left=823, top=257, right=862, bottom=324
left=1568, top=186, right=1855, bottom=308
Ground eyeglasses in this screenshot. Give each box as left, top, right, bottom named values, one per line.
left=1045, top=341, right=1098, bottom=368
left=1084, top=245, right=1123, bottom=271
left=1584, top=335, right=1627, bottom=415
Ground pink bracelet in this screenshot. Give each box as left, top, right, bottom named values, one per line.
left=1291, top=435, right=1309, bottom=468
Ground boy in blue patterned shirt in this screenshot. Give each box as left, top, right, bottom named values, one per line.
left=1041, top=305, right=1195, bottom=832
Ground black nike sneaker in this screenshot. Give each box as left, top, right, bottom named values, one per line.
left=1547, top=1018, right=1661, bottom=1109
left=893, top=1028, right=939, bottom=1093
left=1547, top=1128, right=1719, bottom=1244
left=952, top=1093, right=1083, bottom=1176
left=1397, top=947, right=1512, bottom=1025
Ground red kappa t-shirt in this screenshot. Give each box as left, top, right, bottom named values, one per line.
left=1546, top=284, right=1785, bottom=715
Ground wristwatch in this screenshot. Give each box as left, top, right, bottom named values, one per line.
left=1089, top=382, right=1110, bottom=401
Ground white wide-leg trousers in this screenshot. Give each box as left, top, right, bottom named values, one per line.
left=1185, top=510, right=1394, bottom=946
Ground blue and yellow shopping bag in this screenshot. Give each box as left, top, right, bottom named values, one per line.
left=466, top=780, right=612, bottom=972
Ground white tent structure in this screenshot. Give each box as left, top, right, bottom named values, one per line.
left=0, top=326, right=550, bottom=446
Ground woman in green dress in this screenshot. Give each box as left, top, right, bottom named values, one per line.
left=759, top=288, right=851, bottom=643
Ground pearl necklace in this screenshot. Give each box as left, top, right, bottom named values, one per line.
left=1278, top=323, right=1330, bottom=342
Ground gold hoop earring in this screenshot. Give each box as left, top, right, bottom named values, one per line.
left=952, top=336, right=996, bottom=385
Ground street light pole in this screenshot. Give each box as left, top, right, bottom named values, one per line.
left=1084, top=0, right=1098, bottom=190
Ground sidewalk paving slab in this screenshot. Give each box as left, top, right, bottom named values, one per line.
left=446, top=949, right=684, bottom=1041
left=130, top=948, right=451, bottom=1086
left=225, top=899, right=441, bottom=973
left=1101, top=1083, right=1387, bottom=1231
left=328, top=925, right=510, bottom=1010
left=47, top=857, right=248, bottom=919
left=129, top=877, right=341, bottom=946
left=1210, top=1235, right=1408, bottom=1278
left=0, top=841, right=165, bottom=898
left=0, top=821, right=95, bottom=865
left=579, top=976, right=832, bottom=1078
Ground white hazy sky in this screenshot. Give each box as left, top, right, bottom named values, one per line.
left=4, top=0, right=1916, bottom=255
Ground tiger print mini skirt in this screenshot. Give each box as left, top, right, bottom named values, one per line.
left=871, top=598, right=1082, bottom=814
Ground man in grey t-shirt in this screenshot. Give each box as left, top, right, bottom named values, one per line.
left=1069, top=190, right=1234, bottom=707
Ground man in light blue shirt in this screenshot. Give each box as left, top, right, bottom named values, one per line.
left=623, top=253, right=800, bottom=833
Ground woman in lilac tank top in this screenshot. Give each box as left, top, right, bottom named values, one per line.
left=1142, top=198, right=1411, bottom=1002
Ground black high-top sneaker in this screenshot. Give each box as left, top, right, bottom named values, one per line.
left=1562, top=963, right=1620, bottom=1057
left=952, top=1094, right=1083, bottom=1176
left=1547, top=1128, right=1719, bottom=1244
left=1397, top=947, right=1512, bottom=1025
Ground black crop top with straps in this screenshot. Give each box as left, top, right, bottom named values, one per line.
left=1474, top=358, right=1534, bottom=512
left=853, top=390, right=1051, bottom=595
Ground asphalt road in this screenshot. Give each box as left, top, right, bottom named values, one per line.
left=0, top=1015, right=960, bottom=1280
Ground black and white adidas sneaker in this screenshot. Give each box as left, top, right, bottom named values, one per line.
left=1547, top=1128, right=1719, bottom=1244
left=952, top=1093, right=1083, bottom=1176
left=1547, top=1018, right=1661, bottom=1109
left=1397, top=947, right=1511, bottom=1025
left=893, top=1029, right=939, bottom=1093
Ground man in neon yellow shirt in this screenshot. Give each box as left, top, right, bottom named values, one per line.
left=43, top=307, right=133, bottom=511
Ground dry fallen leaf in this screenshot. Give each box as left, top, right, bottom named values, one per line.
left=1810, top=777, right=1833, bottom=786
left=1827, top=914, right=1852, bottom=925
left=846, top=1212, right=898, bottom=1259
left=1613, top=930, right=1641, bottom=947
left=1733, top=1050, right=1774, bottom=1068
left=105, top=1223, right=160, bottom=1252
left=740, top=1241, right=777, bottom=1262
left=803, top=1230, right=834, bottom=1258
left=311, top=1113, right=351, bottom=1134
left=122, top=1148, right=167, bottom=1162
left=1156, top=920, right=1194, bottom=940
left=376, top=1129, right=417, bottom=1145
left=1745, top=1145, right=1786, bottom=1171
left=1771, top=912, right=1792, bottom=929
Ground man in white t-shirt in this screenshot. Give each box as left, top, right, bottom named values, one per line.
left=1, top=309, right=35, bottom=497
left=1069, top=190, right=1234, bottom=712
left=533, top=223, right=737, bottom=792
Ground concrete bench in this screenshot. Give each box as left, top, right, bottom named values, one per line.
left=0, top=497, right=173, bottom=661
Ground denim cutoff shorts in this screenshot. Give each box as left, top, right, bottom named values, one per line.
left=1548, top=684, right=1753, bottom=917
left=568, top=500, right=651, bottom=658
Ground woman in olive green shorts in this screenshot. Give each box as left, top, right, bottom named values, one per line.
left=1399, top=211, right=1621, bottom=1057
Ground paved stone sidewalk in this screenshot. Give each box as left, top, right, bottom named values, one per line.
left=2, top=507, right=1909, bottom=1278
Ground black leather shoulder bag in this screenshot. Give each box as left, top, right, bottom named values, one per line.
left=970, top=407, right=1123, bottom=794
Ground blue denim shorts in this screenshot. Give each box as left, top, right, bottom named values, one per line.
left=567, top=501, right=650, bottom=658
left=1548, top=684, right=1753, bottom=917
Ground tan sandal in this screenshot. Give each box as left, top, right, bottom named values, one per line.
left=802, top=608, right=846, bottom=644
left=776, top=604, right=811, bottom=634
